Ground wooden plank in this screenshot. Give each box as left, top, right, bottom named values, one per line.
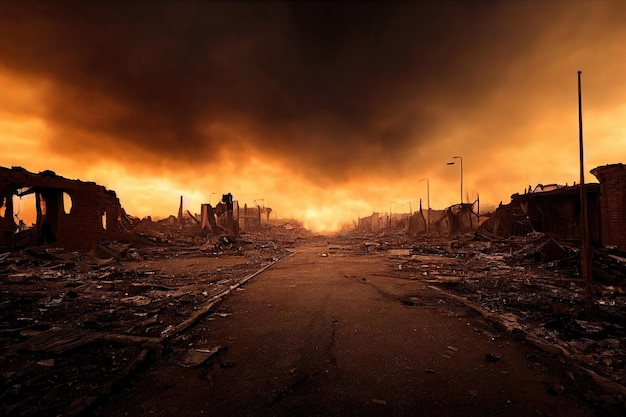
left=15, top=328, right=161, bottom=354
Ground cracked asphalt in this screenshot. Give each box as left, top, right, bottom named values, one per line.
left=95, top=237, right=601, bottom=417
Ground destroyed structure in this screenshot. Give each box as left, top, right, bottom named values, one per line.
left=200, top=193, right=239, bottom=236
left=0, top=167, right=125, bottom=252
left=477, top=162, right=626, bottom=252
left=239, top=204, right=272, bottom=230
left=408, top=202, right=480, bottom=237
left=356, top=212, right=386, bottom=232
left=363, top=162, right=626, bottom=258
left=0, top=165, right=275, bottom=254
left=358, top=201, right=481, bottom=237
left=199, top=194, right=273, bottom=236
left=478, top=183, right=601, bottom=242
left=1, top=164, right=626, bottom=416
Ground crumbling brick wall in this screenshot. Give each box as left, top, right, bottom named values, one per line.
left=497, top=184, right=601, bottom=244
left=0, top=188, right=17, bottom=246
left=591, top=163, right=626, bottom=251
left=52, top=188, right=123, bottom=250
left=0, top=166, right=124, bottom=251
left=357, top=212, right=384, bottom=232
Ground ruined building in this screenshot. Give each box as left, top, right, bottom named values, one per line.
left=479, top=183, right=601, bottom=243
left=477, top=183, right=601, bottom=245
left=0, top=166, right=125, bottom=251
left=357, top=201, right=481, bottom=236
left=357, top=212, right=386, bottom=232
left=476, top=162, right=626, bottom=254
left=405, top=201, right=481, bottom=237
left=200, top=193, right=239, bottom=236
left=239, top=204, right=272, bottom=231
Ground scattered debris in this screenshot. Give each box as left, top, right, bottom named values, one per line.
left=333, top=226, right=625, bottom=413
left=2, top=163, right=626, bottom=416
left=0, top=223, right=294, bottom=417
left=178, top=346, right=222, bottom=368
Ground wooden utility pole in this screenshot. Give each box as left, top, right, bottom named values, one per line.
left=578, top=71, right=593, bottom=308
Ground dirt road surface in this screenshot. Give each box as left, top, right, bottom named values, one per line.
left=95, top=237, right=600, bottom=417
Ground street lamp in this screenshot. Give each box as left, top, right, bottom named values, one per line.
left=419, top=178, right=430, bottom=235
left=447, top=155, right=463, bottom=204
left=254, top=199, right=265, bottom=209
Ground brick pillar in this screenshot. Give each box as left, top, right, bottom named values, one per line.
left=590, top=163, right=626, bottom=250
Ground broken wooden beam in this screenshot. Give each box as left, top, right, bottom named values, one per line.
left=13, top=328, right=161, bottom=355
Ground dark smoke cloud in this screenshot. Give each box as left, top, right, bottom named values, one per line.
left=1, top=1, right=624, bottom=185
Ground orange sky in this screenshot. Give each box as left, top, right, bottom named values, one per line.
left=1, top=1, right=625, bottom=232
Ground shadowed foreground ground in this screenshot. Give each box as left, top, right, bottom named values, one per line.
left=95, top=238, right=600, bottom=417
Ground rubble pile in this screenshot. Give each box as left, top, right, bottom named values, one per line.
left=0, top=228, right=293, bottom=417
left=378, top=231, right=625, bottom=405
left=2, top=214, right=625, bottom=416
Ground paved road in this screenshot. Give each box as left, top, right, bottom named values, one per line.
left=97, top=239, right=598, bottom=417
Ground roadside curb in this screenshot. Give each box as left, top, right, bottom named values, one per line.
left=81, top=256, right=287, bottom=416
left=428, top=285, right=626, bottom=405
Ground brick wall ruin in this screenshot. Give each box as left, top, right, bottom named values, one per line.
left=591, top=163, right=626, bottom=251
left=357, top=212, right=386, bottom=232
left=0, top=166, right=124, bottom=251
left=478, top=183, right=600, bottom=243
left=408, top=203, right=479, bottom=237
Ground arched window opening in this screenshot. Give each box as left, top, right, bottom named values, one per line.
left=13, top=192, right=37, bottom=232
left=63, top=192, right=73, bottom=214
left=102, top=210, right=107, bottom=230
